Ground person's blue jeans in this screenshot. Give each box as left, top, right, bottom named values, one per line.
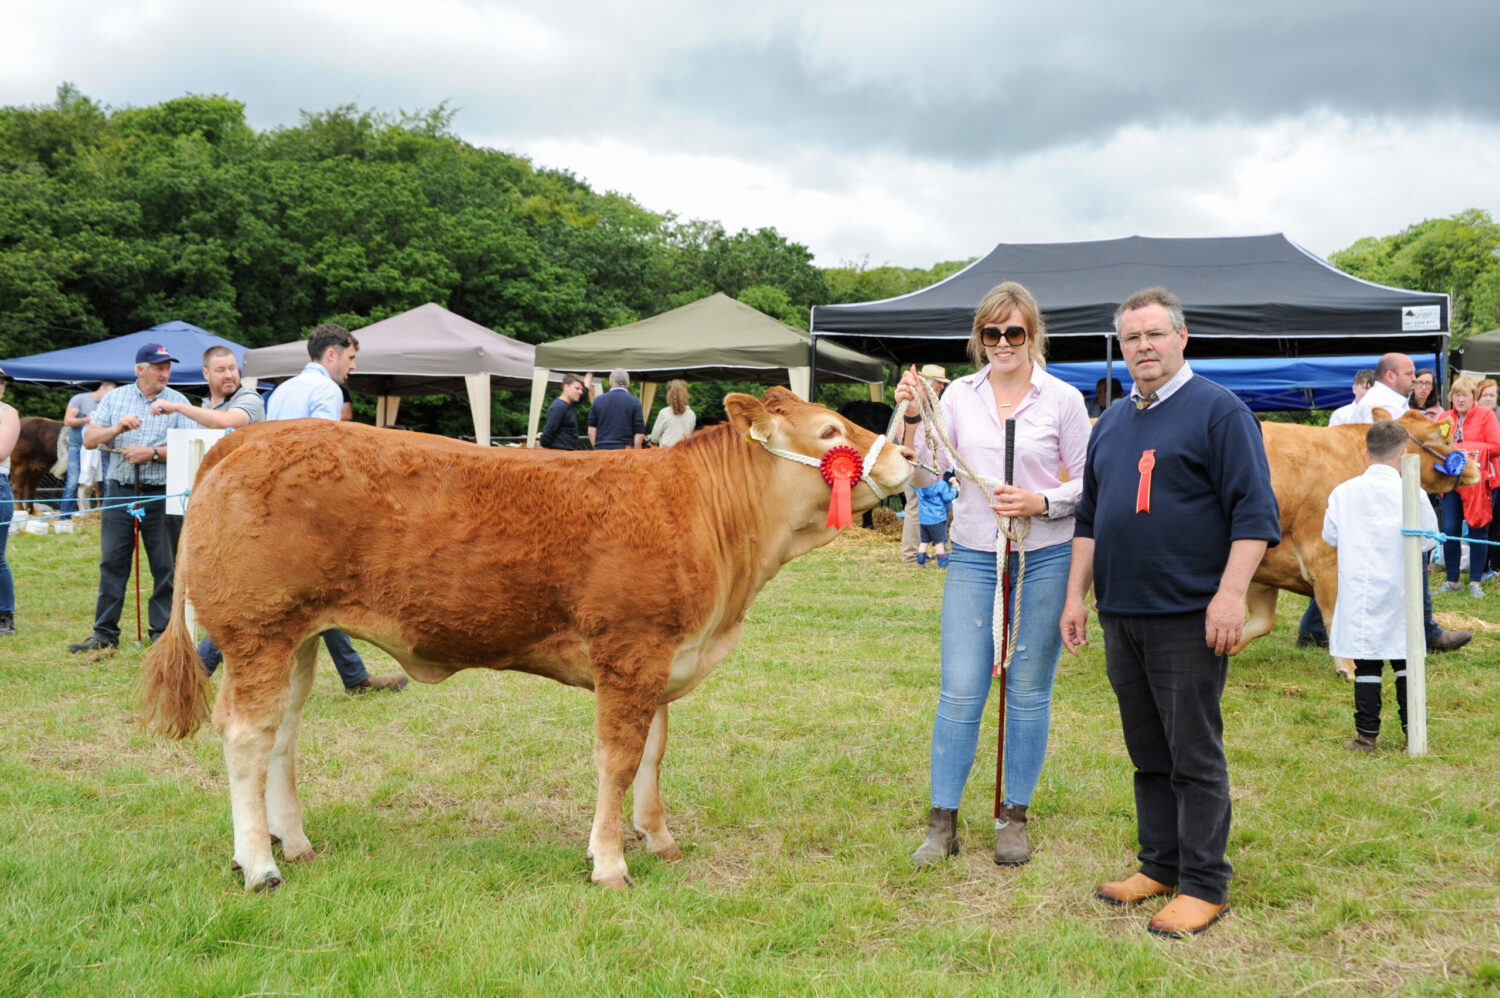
left=1439, top=491, right=1488, bottom=583
left=61, top=441, right=81, bottom=519
left=0, top=476, right=14, bottom=612
left=1423, top=552, right=1442, bottom=645
left=199, top=630, right=369, bottom=687
left=930, top=540, right=1070, bottom=810
left=1298, top=599, right=1326, bottom=643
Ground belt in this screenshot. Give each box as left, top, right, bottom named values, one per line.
left=108, top=482, right=167, bottom=493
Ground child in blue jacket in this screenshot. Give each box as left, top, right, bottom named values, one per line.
left=914, top=472, right=959, bottom=567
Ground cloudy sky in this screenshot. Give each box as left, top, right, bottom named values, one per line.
left=4, top=1, right=1497, bottom=268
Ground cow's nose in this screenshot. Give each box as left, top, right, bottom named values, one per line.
left=897, top=444, right=916, bottom=462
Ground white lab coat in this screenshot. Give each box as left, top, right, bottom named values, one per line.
left=1322, top=463, right=1437, bottom=659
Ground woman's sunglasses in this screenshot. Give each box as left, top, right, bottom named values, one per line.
left=980, top=325, right=1028, bottom=347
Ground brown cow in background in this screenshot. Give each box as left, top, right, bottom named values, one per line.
left=140, top=388, right=915, bottom=892
left=1232, top=409, right=1478, bottom=675
left=8, top=417, right=66, bottom=513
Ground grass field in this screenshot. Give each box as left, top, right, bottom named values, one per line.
left=1, top=517, right=1498, bottom=996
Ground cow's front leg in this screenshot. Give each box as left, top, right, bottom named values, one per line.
left=587, top=673, right=667, bottom=889
left=216, top=706, right=282, bottom=891
left=631, top=704, right=683, bottom=861
left=1230, top=582, right=1279, bottom=655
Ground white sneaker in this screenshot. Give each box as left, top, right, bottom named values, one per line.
left=54, top=519, right=74, bottom=534
left=1438, top=581, right=1462, bottom=594
left=1469, top=582, right=1485, bottom=598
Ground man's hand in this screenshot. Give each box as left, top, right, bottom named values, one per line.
left=1060, top=596, right=1089, bottom=656
left=121, top=444, right=156, bottom=465
left=149, top=400, right=182, bottom=417
left=1204, top=591, right=1245, bottom=655
left=117, top=414, right=142, bottom=432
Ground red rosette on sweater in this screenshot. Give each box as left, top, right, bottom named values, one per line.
left=820, top=445, right=861, bottom=529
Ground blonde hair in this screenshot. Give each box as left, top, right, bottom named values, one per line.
left=1449, top=374, right=1481, bottom=401
left=968, top=282, right=1048, bottom=369
left=666, top=379, right=689, bottom=415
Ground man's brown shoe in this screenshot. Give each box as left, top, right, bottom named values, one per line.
left=1094, top=872, right=1175, bottom=906
left=347, top=673, right=409, bottom=694
left=1429, top=628, right=1472, bottom=652
left=1147, top=895, right=1228, bottom=937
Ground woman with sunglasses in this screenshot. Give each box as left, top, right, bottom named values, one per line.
left=895, top=281, right=1091, bottom=868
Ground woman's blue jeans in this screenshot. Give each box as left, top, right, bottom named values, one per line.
left=929, top=539, right=1070, bottom=810
left=1439, top=490, right=1489, bottom=583
left=0, top=476, right=14, bottom=612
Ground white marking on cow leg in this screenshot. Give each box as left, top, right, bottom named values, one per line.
left=220, top=714, right=281, bottom=891
left=266, top=644, right=318, bottom=863
left=631, top=705, right=682, bottom=861
left=1231, top=582, right=1279, bottom=655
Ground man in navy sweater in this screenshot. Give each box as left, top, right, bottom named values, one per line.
left=1060, top=286, right=1281, bottom=938
left=588, top=368, right=646, bottom=450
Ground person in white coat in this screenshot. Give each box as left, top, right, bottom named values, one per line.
left=1322, top=419, right=1439, bottom=752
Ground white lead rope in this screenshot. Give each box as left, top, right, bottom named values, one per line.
left=752, top=431, right=897, bottom=501
left=894, top=377, right=1030, bottom=674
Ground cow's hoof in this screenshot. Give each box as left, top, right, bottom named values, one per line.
left=594, top=874, right=635, bottom=890
left=654, top=845, right=685, bottom=862
left=250, top=874, right=283, bottom=893
left=230, top=859, right=241, bottom=872
left=284, top=848, right=317, bottom=864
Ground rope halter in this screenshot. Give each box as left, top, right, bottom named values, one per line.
left=750, top=426, right=898, bottom=502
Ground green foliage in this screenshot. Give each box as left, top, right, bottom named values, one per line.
left=1329, top=209, right=1500, bottom=340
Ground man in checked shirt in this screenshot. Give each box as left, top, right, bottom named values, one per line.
left=68, top=343, right=195, bottom=653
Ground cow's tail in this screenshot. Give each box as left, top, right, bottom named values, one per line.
left=139, top=541, right=210, bottom=739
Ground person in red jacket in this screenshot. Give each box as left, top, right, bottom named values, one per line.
left=1438, top=374, right=1500, bottom=597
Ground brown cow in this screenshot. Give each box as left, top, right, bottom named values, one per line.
left=1233, top=409, right=1478, bottom=674
left=140, top=388, right=914, bottom=892
left=9, top=417, right=66, bottom=512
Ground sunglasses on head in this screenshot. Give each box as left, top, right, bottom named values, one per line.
left=980, top=325, right=1028, bottom=347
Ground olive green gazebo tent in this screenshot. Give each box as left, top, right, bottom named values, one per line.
left=526, top=293, right=887, bottom=447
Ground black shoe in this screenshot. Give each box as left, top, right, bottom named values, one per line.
left=1294, top=633, right=1329, bottom=649
left=1429, top=629, right=1472, bottom=652
left=0, top=612, right=14, bottom=636
left=67, top=635, right=118, bottom=653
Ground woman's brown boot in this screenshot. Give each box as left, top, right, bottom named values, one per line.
left=911, top=807, right=959, bottom=868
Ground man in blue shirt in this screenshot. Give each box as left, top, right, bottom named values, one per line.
left=539, top=373, right=591, bottom=450
left=587, top=369, right=646, bottom=450
left=264, top=323, right=408, bottom=694
left=69, top=344, right=195, bottom=652
left=1061, top=287, right=1281, bottom=939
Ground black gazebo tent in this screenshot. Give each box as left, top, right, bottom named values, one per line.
left=810, top=234, right=1449, bottom=373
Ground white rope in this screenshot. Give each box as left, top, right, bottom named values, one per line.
left=896, top=375, right=1030, bottom=674
left=753, top=432, right=896, bottom=500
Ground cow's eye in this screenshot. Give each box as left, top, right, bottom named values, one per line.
left=821, top=425, right=840, bottom=440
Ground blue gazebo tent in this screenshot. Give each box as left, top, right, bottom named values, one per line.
left=0, top=321, right=247, bottom=388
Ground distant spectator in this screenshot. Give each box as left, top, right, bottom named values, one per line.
left=65, top=381, right=116, bottom=518
left=149, top=347, right=264, bottom=429
left=1409, top=369, right=1444, bottom=420
left=901, top=364, right=949, bottom=563
left=1481, top=378, right=1500, bottom=582
left=1437, top=374, right=1500, bottom=598
left=1350, top=354, right=1414, bottom=424
left=1327, top=369, right=1376, bottom=427
left=649, top=379, right=696, bottom=447
left=1085, top=377, right=1126, bottom=418
left=540, top=373, right=591, bottom=450
left=0, top=364, right=19, bottom=636
left=588, top=368, right=646, bottom=450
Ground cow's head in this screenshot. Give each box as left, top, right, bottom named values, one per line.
left=725, top=387, right=915, bottom=515
left=1392, top=409, right=1482, bottom=492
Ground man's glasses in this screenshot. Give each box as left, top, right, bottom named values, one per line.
left=980, top=325, right=1028, bottom=347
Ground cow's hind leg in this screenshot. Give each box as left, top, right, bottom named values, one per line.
left=1230, top=582, right=1280, bottom=655
left=587, top=671, right=669, bottom=889
left=266, top=641, right=318, bottom=864
left=214, top=641, right=298, bottom=891
left=631, top=704, right=683, bottom=862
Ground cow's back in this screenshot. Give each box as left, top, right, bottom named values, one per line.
left=1255, top=420, right=1370, bottom=591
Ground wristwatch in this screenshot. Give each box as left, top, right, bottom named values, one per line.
left=1041, top=496, right=1050, bottom=517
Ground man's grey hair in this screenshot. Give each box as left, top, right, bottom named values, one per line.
left=1353, top=369, right=1376, bottom=387
left=1114, top=286, right=1186, bottom=335
left=609, top=368, right=630, bottom=388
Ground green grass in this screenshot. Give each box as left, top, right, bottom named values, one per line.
left=2, top=521, right=1498, bottom=996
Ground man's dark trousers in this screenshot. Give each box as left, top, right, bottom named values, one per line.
left=1100, top=609, right=1232, bottom=905
left=93, top=481, right=182, bottom=644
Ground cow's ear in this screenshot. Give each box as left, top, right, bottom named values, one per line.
left=725, top=393, right=774, bottom=444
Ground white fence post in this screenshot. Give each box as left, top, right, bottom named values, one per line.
left=1402, top=453, right=1428, bottom=757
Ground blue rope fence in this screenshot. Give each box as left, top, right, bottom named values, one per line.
left=6, top=491, right=190, bottom=526
left=1402, top=527, right=1500, bottom=547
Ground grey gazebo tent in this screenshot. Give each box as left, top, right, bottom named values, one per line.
left=1454, top=329, right=1500, bottom=374
left=810, top=234, right=1451, bottom=378
left=526, top=293, right=887, bottom=447
left=243, top=303, right=550, bottom=446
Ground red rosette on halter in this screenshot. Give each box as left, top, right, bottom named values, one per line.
left=820, top=445, right=862, bottom=529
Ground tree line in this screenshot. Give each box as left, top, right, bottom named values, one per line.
left=3, top=85, right=1495, bottom=433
